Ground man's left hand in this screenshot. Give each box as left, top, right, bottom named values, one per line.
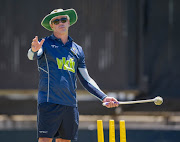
left=102, top=97, right=119, bottom=108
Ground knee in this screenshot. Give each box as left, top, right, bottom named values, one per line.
left=39, top=137, right=52, bottom=142
left=56, top=138, right=71, bottom=142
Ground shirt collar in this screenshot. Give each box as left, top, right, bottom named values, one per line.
left=50, top=34, right=73, bottom=43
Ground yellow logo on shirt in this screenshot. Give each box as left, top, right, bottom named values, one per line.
left=56, top=57, right=75, bottom=73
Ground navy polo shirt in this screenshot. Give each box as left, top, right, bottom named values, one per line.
left=37, top=34, right=86, bottom=106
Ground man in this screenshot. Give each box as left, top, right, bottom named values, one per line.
left=27, top=8, right=119, bottom=142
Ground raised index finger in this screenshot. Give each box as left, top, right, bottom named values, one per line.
left=35, top=36, right=38, bottom=41
left=33, top=36, right=38, bottom=42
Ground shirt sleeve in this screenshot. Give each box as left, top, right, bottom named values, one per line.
left=27, top=47, right=43, bottom=60
left=77, top=68, right=107, bottom=101
left=78, top=48, right=86, bottom=68
left=27, top=48, right=37, bottom=60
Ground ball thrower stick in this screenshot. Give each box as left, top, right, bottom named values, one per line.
left=102, top=96, right=163, bottom=106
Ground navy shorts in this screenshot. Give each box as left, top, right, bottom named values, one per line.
left=37, top=102, right=79, bottom=140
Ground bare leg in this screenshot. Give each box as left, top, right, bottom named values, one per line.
left=38, top=137, right=53, bottom=142
left=56, top=138, right=71, bottom=142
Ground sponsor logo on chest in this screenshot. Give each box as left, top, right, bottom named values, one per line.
left=56, top=57, right=75, bottom=73
left=51, top=45, right=59, bottom=48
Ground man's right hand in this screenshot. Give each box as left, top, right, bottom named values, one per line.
left=31, top=36, right=45, bottom=52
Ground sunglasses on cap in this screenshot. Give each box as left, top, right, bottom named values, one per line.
left=51, top=17, right=68, bottom=25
